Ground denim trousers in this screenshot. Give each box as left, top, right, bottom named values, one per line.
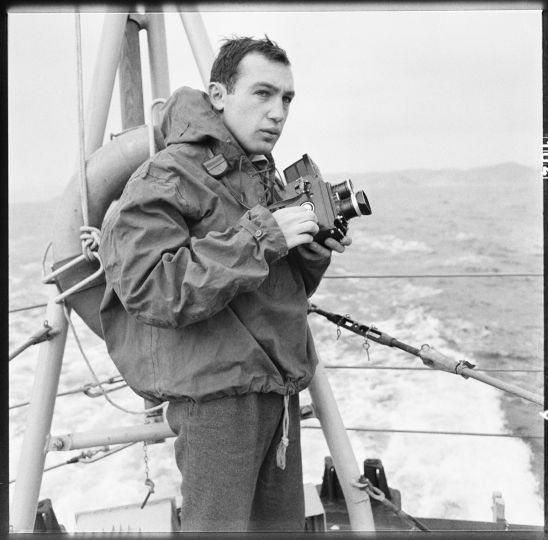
left=165, top=392, right=305, bottom=532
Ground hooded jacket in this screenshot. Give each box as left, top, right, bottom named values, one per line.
left=99, top=87, right=330, bottom=404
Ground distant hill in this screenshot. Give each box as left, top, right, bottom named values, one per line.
left=325, top=162, right=539, bottom=188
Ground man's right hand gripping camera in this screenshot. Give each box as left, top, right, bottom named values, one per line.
left=269, top=154, right=372, bottom=245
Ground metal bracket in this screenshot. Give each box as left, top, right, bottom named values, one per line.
left=419, top=344, right=475, bottom=376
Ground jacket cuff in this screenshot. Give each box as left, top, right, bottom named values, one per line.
left=241, top=204, right=288, bottom=264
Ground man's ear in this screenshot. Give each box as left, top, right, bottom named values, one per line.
left=208, top=82, right=226, bottom=112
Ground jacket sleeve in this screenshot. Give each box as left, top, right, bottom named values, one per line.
left=99, top=164, right=288, bottom=329
left=287, top=247, right=331, bottom=298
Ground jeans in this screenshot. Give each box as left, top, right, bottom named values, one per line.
left=165, top=392, right=305, bottom=532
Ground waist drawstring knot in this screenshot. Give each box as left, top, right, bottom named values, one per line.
left=276, top=394, right=290, bottom=470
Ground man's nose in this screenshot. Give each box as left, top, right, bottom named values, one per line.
left=267, top=98, right=286, bottom=122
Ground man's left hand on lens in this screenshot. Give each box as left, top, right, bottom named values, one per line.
left=297, top=235, right=353, bottom=260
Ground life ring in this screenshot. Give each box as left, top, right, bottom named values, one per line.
left=51, top=124, right=166, bottom=338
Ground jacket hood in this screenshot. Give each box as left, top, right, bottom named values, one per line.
left=160, top=86, right=230, bottom=146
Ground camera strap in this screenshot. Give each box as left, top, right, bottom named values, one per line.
left=203, top=147, right=253, bottom=210
left=266, top=193, right=307, bottom=211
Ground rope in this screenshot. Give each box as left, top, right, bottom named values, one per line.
left=80, top=225, right=102, bottom=262
left=38, top=16, right=103, bottom=301
left=62, top=304, right=165, bottom=416
left=9, top=376, right=127, bottom=410
left=73, top=16, right=104, bottom=278
left=302, top=425, right=543, bottom=439
left=352, top=477, right=431, bottom=532
left=75, top=13, right=88, bottom=228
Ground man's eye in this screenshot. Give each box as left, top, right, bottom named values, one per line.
left=256, top=90, right=269, bottom=97
left=282, top=96, right=293, bottom=105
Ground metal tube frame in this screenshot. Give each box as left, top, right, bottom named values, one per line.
left=179, top=12, right=215, bottom=89
left=48, top=421, right=174, bottom=452
left=10, top=288, right=69, bottom=532
left=144, top=13, right=171, bottom=101
left=84, top=13, right=128, bottom=155
left=308, top=361, right=376, bottom=531
left=119, top=17, right=145, bottom=130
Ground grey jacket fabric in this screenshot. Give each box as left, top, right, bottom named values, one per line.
left=99, top=86, right=330, bottom=403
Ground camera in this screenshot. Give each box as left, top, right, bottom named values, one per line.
left=269, top=154, right=371, bottom=244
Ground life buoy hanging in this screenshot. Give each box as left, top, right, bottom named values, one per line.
left=51, top=124, right=166, bottom=337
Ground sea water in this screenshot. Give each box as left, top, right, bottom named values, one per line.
left=8, top=164, right=543, bottom=530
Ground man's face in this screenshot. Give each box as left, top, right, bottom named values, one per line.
left=211, top=52, right=295, bottom=155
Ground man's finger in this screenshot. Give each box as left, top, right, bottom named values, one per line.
left=323, top=238, right=345, bottom=253
left=341, top=236, right=352, bottom=246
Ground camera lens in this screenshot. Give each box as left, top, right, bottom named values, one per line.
left=338, top=190, right=372, bottom=219
left=355, top=191, right=372, bottom=215
left=331, top=179, right=354, bottom=200
left=338, top=197, right=360, bottom=219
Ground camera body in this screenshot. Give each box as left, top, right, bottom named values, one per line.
left=269, top=154, right=371, bottom=244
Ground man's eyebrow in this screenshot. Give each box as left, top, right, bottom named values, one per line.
left=253, top=81, right=295, bottom=97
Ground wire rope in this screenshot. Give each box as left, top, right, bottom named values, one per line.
left=9, top=443, right=137, bottom=484
left=9, top=303, right=48, bottom=314
left=302, top=425, right=542, bottom=439
left=323, top=273, right=543, bottom=279
left=8, top=273, right=541, bottom=314
left=9, top=376, right=127, bottom=410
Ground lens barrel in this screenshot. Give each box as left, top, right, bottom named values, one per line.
left=337, top=197, right=355, bottom=219
left=332, top=177, right=372, bottom=219
left=331, top=179, right=354, bottom=200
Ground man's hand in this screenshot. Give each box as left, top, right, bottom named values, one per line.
left=271, top=207, right=319, bottom=250
left=296, top=235, right=352, bottom=260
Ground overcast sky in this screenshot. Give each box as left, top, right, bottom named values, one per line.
left=8, top=6, right=542, bottom=203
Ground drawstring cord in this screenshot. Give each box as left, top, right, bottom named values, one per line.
left=276, top=394, right=290, bottom=470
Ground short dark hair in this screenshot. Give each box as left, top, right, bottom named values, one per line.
left=209, top=35, right=290, bottom=93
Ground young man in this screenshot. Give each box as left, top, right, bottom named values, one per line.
left=99, top=36, right=350, bottom=532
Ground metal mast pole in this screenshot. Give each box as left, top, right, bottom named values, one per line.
left=308, top=361, right=376, bottom=531
left=119, top=16, right=145, bottom=129
left=84, top=13, right=128, bottom=154
left=145, top=13, right=171, bottom=100
left=179, top=12, right=214, bottom=88
left=10, top=288, right=69, bottom=532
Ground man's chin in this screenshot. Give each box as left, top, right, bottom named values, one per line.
left=247, top=142, right=276, bottom=155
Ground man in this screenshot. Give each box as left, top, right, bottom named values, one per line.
left=99, top=36, right=351, bottom=532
